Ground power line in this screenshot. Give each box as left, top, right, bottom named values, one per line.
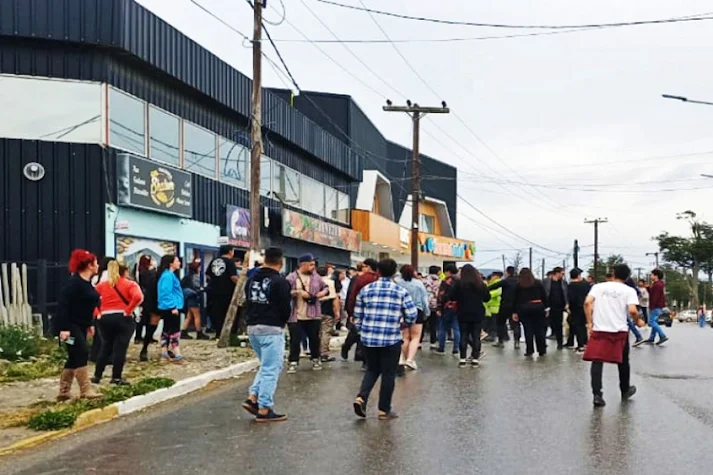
left=316, top=1, right=713, bottom=30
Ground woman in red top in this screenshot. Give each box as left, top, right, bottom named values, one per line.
left=92, top=261, right=144, bottom=385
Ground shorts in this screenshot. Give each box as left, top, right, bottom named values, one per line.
left=415, top=309, right=425, bottom=324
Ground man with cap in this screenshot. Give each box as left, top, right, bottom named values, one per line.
left=206, top=245, right=239, bottom=339
left=286, top=253, right=329, bottom=372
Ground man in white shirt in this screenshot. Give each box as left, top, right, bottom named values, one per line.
left=584, top=264, right=640, bottom=407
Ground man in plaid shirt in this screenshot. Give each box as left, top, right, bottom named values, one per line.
left=353, top=259, right=417, bottom=421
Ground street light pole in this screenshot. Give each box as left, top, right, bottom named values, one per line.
left=662, top=94, right=713, bottom=107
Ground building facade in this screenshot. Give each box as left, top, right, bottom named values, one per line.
left=0, top=0, right=362, bottom=309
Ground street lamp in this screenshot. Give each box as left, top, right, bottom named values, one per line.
left=662, top=94, right=713, bottom=107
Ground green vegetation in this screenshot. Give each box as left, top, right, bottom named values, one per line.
left=25, top=377, right=175, bottom=431
left=0, top=325, right=40, bottom=361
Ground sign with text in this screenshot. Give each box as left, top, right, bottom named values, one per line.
left=117, top=153, right=192, bottom=217
left=226, top=205, right=251, bottom=248
left=419, top=234, right=475, bottom=259
left=282, top=209, right=360, bottom=252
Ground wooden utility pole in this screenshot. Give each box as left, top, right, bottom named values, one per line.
left=541, top=258, right=546, bottom=281
left=383, top=101, right=449, bottom=271
left=219, top=0, right=263, bottom=348
left=529, top=247, right=533, bottom=269
left=573, top=239, right=579, bottom=270
left=635, top=267, right=643, bottom=281
left=502, top=254, right=506, bottom=271
left=646, top=252, right=660, bottom=269
left=585, top=218, right=608, bottom=281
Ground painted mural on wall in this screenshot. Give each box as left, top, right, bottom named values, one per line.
left=282, top=209, right=360, bottom=252
left=115, top=236, right=178, bottom=272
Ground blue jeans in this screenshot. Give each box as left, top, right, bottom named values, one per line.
left=248, top=332, right=285, bottom=409
left=438, top=309, right=461, bottom=353
left=627, top=318, right=642, bottom=340
left=648, top=308, right=667, bottom=341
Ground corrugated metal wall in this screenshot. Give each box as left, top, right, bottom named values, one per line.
left=0, top=139, right=107, bottom=263
left=0, top=0, right=361, bottom=180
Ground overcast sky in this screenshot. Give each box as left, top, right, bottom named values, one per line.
left=138, top=0, right=713, bottom=272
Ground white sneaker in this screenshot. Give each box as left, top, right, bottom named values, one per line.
left=429, top=343, right=438, bottom=350
left=471, top=359, right=480, bottom=367
left=458, top=359, right=467, bottom=368
left=405, top=360, right=418, bottom=370
left=287, top=363, right=297, bottom=374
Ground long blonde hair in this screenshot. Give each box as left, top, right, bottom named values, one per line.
left=107, top=260, right=121, bottom=287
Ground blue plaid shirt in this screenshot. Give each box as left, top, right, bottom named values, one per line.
left=354, top=277, right=418, bottom=347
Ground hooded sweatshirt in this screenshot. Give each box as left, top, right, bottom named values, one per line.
left=244, top=267, right=292, bottom=328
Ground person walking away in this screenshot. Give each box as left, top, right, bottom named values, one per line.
left=181, top=261, right=209, bottom=340
left=396, top=265, right=430, bottom=370
left=698, top=306, right=706, bottom=328
left=54, top=249, right=102, bottom=401
left=621, top=277, right=645, bottom=346
left=286, top=254, right=329, bottom=373
left=449, top=265, right=491, bottom=367
left=157, top=255, right=186, bottom=363
left=543, top=267, right=569, bottom=349
left=645, top=269, right=669, bottom=345
left=490, top=267, right=520, bottom=349
left=436, top=265, right=461, bottom=355
left=343, top=260, right=379, bottom=365
left=92, top=262, right=144, bottom=385
left=583, top=264, right=640, bottom=407
left=567, top=269, right=590, bottom=353
left=241, top=247, right=292, bottom=422
left=514, top=268, right=549, bottom=357
left=353, top=259, right=418, bottom=420
left=317, top=266, right=340, bottom=363
left=484, top=273, right=502, bottom=343
left=206, top=246, right=239, bottom=339
left=637, top=279, right=649, bottom=324
left=138, top=259, right=160, bottom=361
left=423, top=266, right=442, bottom=349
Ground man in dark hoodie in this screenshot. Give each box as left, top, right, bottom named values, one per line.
left=567, top=268, right=590, bottom=352
left=241, top=247, right=292, bottom=423
left=490, top=266, right=520, bottom=349
left=436, top=265, right=460, bottom=355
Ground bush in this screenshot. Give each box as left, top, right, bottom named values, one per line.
left=1, top=346, right=67, bottom=382
left=0, top=325, right=39, bottom=361
left=26, top=407, right=77, bottom=431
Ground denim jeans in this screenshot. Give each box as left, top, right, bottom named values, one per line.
left=627, top=318, right=642, bottom=340
left=438, top=309, right=460, bottom=353
left=648, top=308, right=667, bottom=341
left=248, top=332, right=285, bottom=409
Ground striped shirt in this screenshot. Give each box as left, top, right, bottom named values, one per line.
left=354, top=277, right=418, bottom=347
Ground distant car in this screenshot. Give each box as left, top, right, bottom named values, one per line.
left=677, top=309, right=698, bottom=323
left=658, top=308, right=673, bottom=327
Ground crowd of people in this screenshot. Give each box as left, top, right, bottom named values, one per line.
left=53, top=245, right=674, bottom=420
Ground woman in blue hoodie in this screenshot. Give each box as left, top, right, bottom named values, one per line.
left=157, top=255, right=185, bottom=363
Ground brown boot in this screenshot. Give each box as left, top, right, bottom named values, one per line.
left=56, top=369, right=75, bottom=402
left=74, top=366, right=103, bottom=400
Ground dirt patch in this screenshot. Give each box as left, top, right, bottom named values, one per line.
left=0, top=340, right=253, bottom=451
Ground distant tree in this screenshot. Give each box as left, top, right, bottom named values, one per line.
left=587, top=254, right=626, bottom=283
left=511, top=252, right=523, bottom=273
left=654, top=211, right=713, bottom=309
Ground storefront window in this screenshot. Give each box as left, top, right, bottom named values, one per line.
left=420, top=214, right=436, bottom=234
left=149, top=106, right=180, bottom=167
left=184, top=122, right=216, bottom=177
left=302, top=178, right=325, bottom=216
left=109, top=88, right=146, bottom=155
left=273, top=164, right=301, bottom=207
left=219, top=137, right=247, bottom=188
left=336, top=191, right=350, bottom=224
left=260, top=156, right=271, bottom=197
left=324, top=186, right=337, bottom=221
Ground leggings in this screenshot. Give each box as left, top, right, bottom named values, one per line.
left=64, top=325, right=90, bottom=369
left=160, top=310, right=181, bottom=350
left=95, top=313, right=135, bottom=380
left=458, top=320, right=483, bottom=359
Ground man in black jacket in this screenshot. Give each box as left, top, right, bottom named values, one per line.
left=543, top=267, right=569, bottom=349
left=490, top=266, right=520, bottom=349
left=567, top=268, right=590, bottom=352
left=241, top=247, right=292, bottom=423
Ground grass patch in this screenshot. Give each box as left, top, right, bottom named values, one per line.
left=25, top=377, right=175, bottom=431
left=0, top=346, right=67, bottom=383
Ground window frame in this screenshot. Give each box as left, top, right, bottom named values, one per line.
left=183, top=120, right=218, bottom=178
left=107, top=86, right=148, bottom=157
left=148, top=105, right=182, bottom=168
left=218, top=137, right=249, bottom=188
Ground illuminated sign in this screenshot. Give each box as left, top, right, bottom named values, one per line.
left=420, top=235, right=475, bottom=259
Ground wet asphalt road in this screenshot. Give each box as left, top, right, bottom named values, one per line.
left=3, top=324, right=713, bottom=475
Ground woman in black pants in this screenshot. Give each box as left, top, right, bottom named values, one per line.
left=92, top=262, right=144, bottom=385
left=513, top=268, right=549, bottom=357
left=54, top=249, right=102, bottom=401
left=448, top=264, right=491, bottom=368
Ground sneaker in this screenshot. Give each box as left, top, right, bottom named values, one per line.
left=539, top=352, right=547, bottom=357
left=139, top=350, right=148, bottom=362
left=180, top=330, right=193, bottom=340
left=255, top=409, right=287, bottom=423
left=546, top=335, right=556, bottom=341
left=287, top=362, right=298, bottom=374
left=341, top=346, right=349, bottom=361
left=622, top=385, right=637, bottom=401
left=353, top=396, right=367, bottom=418
left=524, top=352, right=534, bottom=357
left=241, top=399, right=259, bottom=416
left=593, top=394, right=606, bottom=407
left=575, top=347, right=586, bottom=353
left=563, top=343, right=574, bottom=348
left=632, top=339, right=646, bottom=348
left=312, top=359, right=323, bottom=371
left=396, top=365, right=406, bottom=377
left=492, top=342, right=505, bottom=348
left=320, top=355, right=336, bottom=363
left=478, top=350, right=487, bottom=360
left=471, top=359, right=480, bottom=367
left=110, top=378, right=131, bottom=386
left=405, top=360, right=418, bottom=370
left=196, top=332, right=211, bottom=341
left=429, top=343, right=438, bottom=350
left=361, top=363, right=367, bottom=372
left=434, top=349, right=446, bottom=355
left=171, top=355, right=186, bottom=365
left=656, top=336, right=669, bottom=346
left=514, top=341, right=521, bottom=350
left=643, top=339, right=655, bottom=345
left=458, top=359, right=467, bottom=368
left=378, top=411, right=399, bottom=421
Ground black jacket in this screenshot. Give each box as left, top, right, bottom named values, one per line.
left=489, top=275, right=518, bottom=308
left=567, top=281, right=590, bottom=314
left=244, top=267, right=292, bottom=328
left=448, top=280, right=491, bottom=323
left=54, top=274, right=100, bottom=334
left=514, top=280, right=549, bottom=315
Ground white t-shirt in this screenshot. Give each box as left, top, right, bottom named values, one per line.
left=589, top=281, right=639, bottom=332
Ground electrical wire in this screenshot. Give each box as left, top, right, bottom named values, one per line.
left=316, top=1, right=713, bottom=30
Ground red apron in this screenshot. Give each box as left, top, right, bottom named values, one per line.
left=582, top=331, right=628, bottom=364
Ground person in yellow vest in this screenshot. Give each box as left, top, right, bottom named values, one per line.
left=483, top=273, right=502, bottom=342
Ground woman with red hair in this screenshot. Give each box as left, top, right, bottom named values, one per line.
left=53, top=249, right=102, bottom=401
